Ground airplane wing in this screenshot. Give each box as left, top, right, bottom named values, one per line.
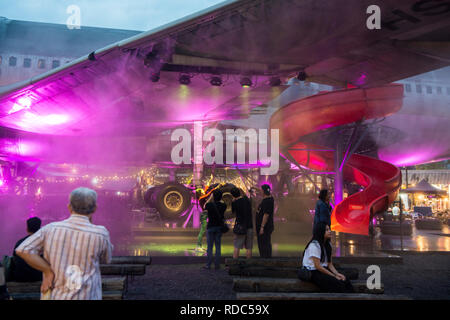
left=0, top=0, right=450, bottom=136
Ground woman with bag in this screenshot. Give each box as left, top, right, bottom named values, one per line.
left=203, top=189, right=227, bottom=270
left=231, top=187, right=253, bottom=259
left=299, top=222, right=354, bottom=293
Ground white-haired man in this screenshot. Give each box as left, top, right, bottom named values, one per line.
left=16, top=187, right=113, bottom=300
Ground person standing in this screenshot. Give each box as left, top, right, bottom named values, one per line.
left=195, top=210, right=208, bottom=253
left=12, top=217, right=43, bottom=282
left=231, top=188, right=253, bottom=259
left=15, top=187, right=113, bottom=300
left=314, top=189, right=332, bottom=230
left=256, top=184, right=274, bottom=258
left=203, top=189, right=227, bottom=270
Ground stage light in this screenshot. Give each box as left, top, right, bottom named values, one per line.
left=150, top=72, right=160, bottom=82
left=179, top=74, right=191, bottom=85
left=297, top=71, right=307, bottom=81
left=240, top=77, right=252, bottom=87
left=210, top=76, right=222, bottom=86
left=8, top=96, right=33, bottom=115
left=269, top=77, right=281, bottom=86
left=18, top=97, right=32, bottom=108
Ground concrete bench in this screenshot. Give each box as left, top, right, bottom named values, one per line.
left=380, top=221, right=413, bottom=236
left=7, top=276, right=126, bottom=300
left=233, top=277, right=383, bottom=294
left=415, top=219, right=443, bottom=230
left=236, top=292, right=411, bottom=300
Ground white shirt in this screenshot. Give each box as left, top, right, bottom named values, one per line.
left=16, top=214, right=113, bottom=300
left=302, top=240, right=328, bottom=270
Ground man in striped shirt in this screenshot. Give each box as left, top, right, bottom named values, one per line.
left=16, top=187, right=113, bottom=300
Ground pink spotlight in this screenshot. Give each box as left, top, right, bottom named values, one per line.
left=43, top=114, right=69, bottom=125
left=22, top=112, right=69, bottom=126
left=8, top=97, right=32, bottom=115
left=18, top=97, right=32, bottom=108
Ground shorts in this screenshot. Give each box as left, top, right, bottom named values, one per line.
left=233, top=228, right=253, bottom=250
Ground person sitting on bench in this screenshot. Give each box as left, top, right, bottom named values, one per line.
left=301, top=222, right=354, bottom=293
left=12, top=217, right=43, bottom=282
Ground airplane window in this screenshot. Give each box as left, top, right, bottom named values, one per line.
left=52, top=60, right=60, bottom=68
left=38, top=59, right=46, bottom=69
left=404, top=84, right=411, bottom=92
left=437, top=87, right=442, bottom=94
left=415, top=84, right=422, bottom=93
left=9, top=56, right=17, bottom=67
left=23, top=58, right=31, bottom=68
left=426, top=86, right=432, bottom=94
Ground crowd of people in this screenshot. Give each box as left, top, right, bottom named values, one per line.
left=199, top=186, right=353, bottom=293
left=0, top=184, right=354, bottom=300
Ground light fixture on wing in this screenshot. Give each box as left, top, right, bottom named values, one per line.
left=240, top=77, right=252, bottom=88
left=210, top=76, right=222, bottom=86
left=179, top=74, right=191, bottom=85
left=8, top=96, right=33, bottom=115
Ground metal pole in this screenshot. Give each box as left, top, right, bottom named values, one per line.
left=399, top=199, right=403, bottom=252
left=334, top=136, right=343, bottom=204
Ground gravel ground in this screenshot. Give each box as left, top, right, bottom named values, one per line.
left=124, top=252, right=450, bottom=300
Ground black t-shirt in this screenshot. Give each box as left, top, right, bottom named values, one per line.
left=12, top=235, right=43, bottom=282
left=256, top=196, right=274, bottom=233
left=232, top=197, right=253, bottom=229
left=205, top=201, right=227, bottom=229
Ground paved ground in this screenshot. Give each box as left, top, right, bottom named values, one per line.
left=124, top=252, right=450, bottom=300
left=125, top=264, right=235, bottom=300
left=353, top=251, right=450, bottom=300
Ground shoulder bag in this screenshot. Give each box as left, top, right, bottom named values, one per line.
left=233, top=221, right=247, bottom=235
left=297, top=266, right=312, bottom=281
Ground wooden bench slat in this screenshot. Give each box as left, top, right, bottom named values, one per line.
left=7, top=277, right=126, bottom=294
left=232, top=277, right=383, bottom=294
left=228, top=265, right=359, bottom=280
left=10, top=291, right=123, bottom=300
left=226, top=255, right=402, bottom=266
left=111, top=256, right=152, bottom=265
left=102, top=291, right=124, bottom=300
left=236, top=292, right=410, bottom=300
left=228, top=265, right=299, bottom=278
left=100, top=264, right=146, bottom=275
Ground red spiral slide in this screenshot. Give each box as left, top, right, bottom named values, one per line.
left=270, top=84, right=403, bottom=235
